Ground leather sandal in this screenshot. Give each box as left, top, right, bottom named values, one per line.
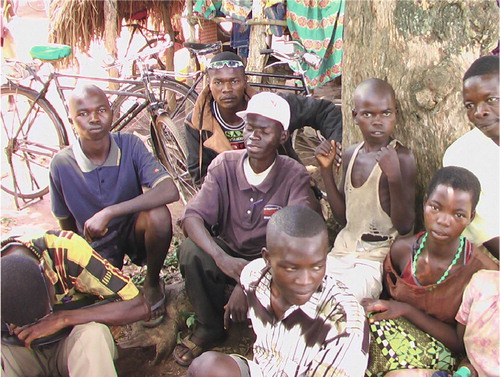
left=172, top=335, right=206, bottom=367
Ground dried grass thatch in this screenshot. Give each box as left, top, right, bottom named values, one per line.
left=48, top=0, right=185, bottom=53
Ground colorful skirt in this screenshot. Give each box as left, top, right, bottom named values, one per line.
left=366, top=316, right=458, bottom=377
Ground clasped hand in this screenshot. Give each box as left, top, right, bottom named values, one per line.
left=83, top=208, right=112, bottom=242
left=361, top=298, right=408, bottom=322
left=375, top=144, right=401, bottom=180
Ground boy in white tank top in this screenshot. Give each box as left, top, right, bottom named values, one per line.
left=315, top=78, right=417, bottom=302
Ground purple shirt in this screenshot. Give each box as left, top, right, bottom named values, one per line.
left=181, top=150, right=318, bottom=257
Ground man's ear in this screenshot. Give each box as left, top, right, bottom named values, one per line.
left=280, top=130, right=289, bottom=145
left=262, top=247, right=270, bottom=265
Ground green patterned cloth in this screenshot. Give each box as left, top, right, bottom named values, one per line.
left=366, top=316, right=458, bottom=377
left=194, top=0, right=251, bottom=21
left=286, top=0, right=345, bottom=89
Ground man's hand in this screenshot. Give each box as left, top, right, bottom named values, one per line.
left=375, top=144, right=401, bottom=181
left=223, top=285, right=248, bottom=330
left=83, top=208, right=112, bottom=242
left=315, top=140, right=342, bottom=171
left=361, top=298, right=409, bottom=322
left=11, top=311, right=66, bottom=349
left=215, top=253, right=249, bottom=282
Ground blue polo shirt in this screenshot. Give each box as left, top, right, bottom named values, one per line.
left=49, top=132, right=169, bottom=235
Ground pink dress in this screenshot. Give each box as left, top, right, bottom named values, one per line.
left=456, top=270, right=500, bottom=377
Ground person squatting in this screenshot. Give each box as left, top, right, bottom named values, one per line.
left=1, top=55, right=498, bottom=377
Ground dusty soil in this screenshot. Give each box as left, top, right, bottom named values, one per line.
left=0, top=192, right=255, bottom=377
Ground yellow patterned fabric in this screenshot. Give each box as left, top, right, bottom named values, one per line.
left=286, top=0, right=345, bottom=88
left=28, top=230, right=139, bottom=307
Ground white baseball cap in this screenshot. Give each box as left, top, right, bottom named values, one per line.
left=236, top=92, right=290, bottom=130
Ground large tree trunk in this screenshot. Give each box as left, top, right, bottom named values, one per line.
left=342, top=0, right=498, bottom=229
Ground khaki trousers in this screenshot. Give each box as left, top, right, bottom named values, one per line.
left=1, top=322, right=117, bottom=377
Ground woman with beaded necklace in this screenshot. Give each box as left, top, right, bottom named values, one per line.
left=361, top=166, right=498, bottom=377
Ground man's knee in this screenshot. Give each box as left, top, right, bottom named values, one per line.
left=137, top=206, right=173, bottom=236
left=69, top=322, right=115, bottom=353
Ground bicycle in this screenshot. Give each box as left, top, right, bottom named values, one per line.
left=1, top=38, right=333, bottom=209
left=1, top=39, right=194, bottom=209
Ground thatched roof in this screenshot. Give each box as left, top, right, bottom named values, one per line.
left=48, top=0, right=185, bottom=52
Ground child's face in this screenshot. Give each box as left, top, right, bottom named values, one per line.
left=69, top=89, right=113, bottom=142
left=463, top=73, right=499, bottom=142
left=264, top=230, right=328, bottom=308
left=424, top=184, right=474, bottom=243
left=353, top=91, right=397, bottom=144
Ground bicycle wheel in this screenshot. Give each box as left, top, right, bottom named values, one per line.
left=292, top=126, right=325, bottom=167
left=111, top=79, right=197, bottom=154
left=1, top=84, right=68, bottom=199
left=154, top=114, right=198, bottom=204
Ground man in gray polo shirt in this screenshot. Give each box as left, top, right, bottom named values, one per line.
left=173, top=92, right=320, bottom=367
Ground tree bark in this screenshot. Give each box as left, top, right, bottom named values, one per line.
left=104, top=0, right=119, bottom=88
left=342, top=0, right=498, bottom=229
left=246, top=1, right=268, bottom=82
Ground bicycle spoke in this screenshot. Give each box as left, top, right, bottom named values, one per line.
left=1, top=84, right=66, bottom=200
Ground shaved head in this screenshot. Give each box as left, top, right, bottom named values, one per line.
left=354, top=78, right=396, bottom=105
left=266, top=206, right=327, bottom=250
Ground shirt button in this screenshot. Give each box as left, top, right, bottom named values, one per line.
left=250, top=198, right=254, bottom=202
left=247, top=210, right=251, bottom=215
left=101, top=180, right=104, bottom=183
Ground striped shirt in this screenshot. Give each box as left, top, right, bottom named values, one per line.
left=27, top=230, right=139, bottom=307
left=241, top=258, right=369, bottom=377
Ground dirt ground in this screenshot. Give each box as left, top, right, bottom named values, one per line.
left=0, top=192, right=255, bottom=377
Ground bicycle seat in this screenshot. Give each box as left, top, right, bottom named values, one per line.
left=184, top=41, right=222, bottom=56
left=30, top=44, right=72, bottom=61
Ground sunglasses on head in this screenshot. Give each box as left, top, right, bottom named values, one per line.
left=207, top=60, right=244, bottom=70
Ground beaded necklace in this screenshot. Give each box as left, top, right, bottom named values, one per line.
left=411, top=232, right=466, bottom=286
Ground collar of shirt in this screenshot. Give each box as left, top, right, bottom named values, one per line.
left=72, top=135, right=121, bottom=173
left=235, top=151, right=280, bottom=193
left=251, top=261, right=326, bottom=321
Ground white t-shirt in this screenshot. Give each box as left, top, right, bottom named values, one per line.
left=443, top=128, right=499, bottom=246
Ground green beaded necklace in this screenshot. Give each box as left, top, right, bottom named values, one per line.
left=411, top=232, right=466, bottom=286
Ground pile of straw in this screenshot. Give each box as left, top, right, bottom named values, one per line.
left=48, top=0, right=185, bottom=53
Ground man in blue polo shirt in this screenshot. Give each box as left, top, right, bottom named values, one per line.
left=49, top=84, right=179, bottom=327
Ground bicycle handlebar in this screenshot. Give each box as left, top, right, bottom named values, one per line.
left=260, top=46, right=322, bottom=70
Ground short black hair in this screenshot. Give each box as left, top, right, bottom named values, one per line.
left=426, top=166, right=481, bottom=210
left=463, top=55, right=499, bottom=82
left=267, top=206, right=327, bottom=245
left=1, top=254, right=50, bottom=326
left=209, top=51, right=244, bottom=65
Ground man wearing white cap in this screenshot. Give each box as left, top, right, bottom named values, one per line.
left=184, top=51, right=342, bottom=187
left=174, top=92, right=320, bottom=367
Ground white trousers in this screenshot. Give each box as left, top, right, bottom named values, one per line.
left=2, top=322, right=117, bottom=377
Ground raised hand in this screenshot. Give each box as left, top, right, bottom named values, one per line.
left=375, top=144, right=401, bottom=180
left=315, top=140, right=342, bottom=171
